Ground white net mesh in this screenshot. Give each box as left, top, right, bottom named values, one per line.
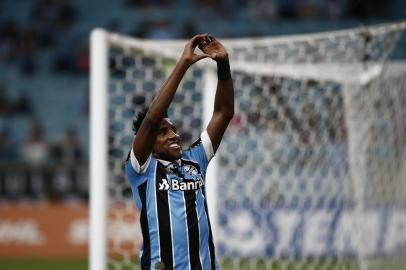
left=215, top=64, right=406, bottom=270
left=96, top=22, right=406, bottom=270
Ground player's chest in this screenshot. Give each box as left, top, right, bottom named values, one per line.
left=155, top=162, right=204, bottom=192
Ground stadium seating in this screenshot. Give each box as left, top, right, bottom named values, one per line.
left=0, top=0, right=405, bottom=202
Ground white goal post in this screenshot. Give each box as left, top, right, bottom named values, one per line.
left=90, top=22, right=406, bottom=270
left=90, top=29, right=109, bottom=270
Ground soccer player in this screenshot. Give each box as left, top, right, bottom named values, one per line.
left=125, top=34, right=234, bottom=270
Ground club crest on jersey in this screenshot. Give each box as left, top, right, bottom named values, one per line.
left=158, top=177, right=204, bottom=191
left=184, top=164, right=199, bottom=176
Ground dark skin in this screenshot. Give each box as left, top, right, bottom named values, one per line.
left=133, top=34, right=234, bottom=164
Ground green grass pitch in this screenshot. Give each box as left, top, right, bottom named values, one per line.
left=1, top=258, right=404, bottom=269
left=0, top=259, right=88, bottom=270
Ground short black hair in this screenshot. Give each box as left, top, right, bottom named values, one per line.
left=132, top=108, right=168, bottom=135
left=127, top=109, right=168, bottom=162
left=132, top=108, right=148, bottom=135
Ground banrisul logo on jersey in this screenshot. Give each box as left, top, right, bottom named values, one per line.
left=159, top=164, right=204, bottom=191
left=158, top=164, right=204, bottom=191
left=158, top=179, right=171, bottom=190
left=158, top=177, right=204, bottom=191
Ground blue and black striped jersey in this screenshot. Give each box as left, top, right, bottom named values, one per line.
left=125, top=131, right=220, bottom=270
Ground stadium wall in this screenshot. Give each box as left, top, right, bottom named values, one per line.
left=0, top=204, right=142, bottom=258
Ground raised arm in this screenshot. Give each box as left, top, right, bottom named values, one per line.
left=133, top=34, right=210, bottom=166
left=200, top=36, right=234, bottom=153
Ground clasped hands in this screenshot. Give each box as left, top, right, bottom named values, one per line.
left=181, top=34, right=228, bottom=65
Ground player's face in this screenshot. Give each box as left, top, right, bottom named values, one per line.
left=153, top=119, right=182, bottom=161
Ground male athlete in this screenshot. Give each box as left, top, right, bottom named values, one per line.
left=125, top=34, right=234, bottom=270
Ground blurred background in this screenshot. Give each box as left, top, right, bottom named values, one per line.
left=0, top=0, right=405, bottom=269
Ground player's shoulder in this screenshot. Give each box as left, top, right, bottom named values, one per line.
left=125, top=155, right=158, bottom=177
left=183, top=137, right=203, bottom=157
left=183, top=131, right=213, bottom=163
left=186, top=137, right=203, bottom=150
left=182, top=137, right=205, bottom=162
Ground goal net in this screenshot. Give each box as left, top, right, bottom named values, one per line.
left=90, top=22, right=406, bottom=270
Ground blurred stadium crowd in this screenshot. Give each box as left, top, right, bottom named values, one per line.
left=0, top=0, right=405, bottom=203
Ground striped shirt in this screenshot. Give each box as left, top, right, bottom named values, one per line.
left=125, top=131, right=220, bottom=270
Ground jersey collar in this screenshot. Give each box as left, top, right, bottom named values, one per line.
left=157, top=158, right=181, bottom=167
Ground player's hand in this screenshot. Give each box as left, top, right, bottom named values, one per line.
left=181, top=34, right=211, bottom=65
left=198, top=34, right=229, bottom=62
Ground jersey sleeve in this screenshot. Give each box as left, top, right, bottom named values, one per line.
left=125, top=149, right=152, bottom=187
left=130, top=148, right=151, bottom=174
left=185, top=130, right=215, bottom=175
left=125, top=152, right=155, bottom=209
left=201, top=130, right=215, bottom=161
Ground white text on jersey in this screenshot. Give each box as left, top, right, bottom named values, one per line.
left=158, top=178, right=204, bottom=191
